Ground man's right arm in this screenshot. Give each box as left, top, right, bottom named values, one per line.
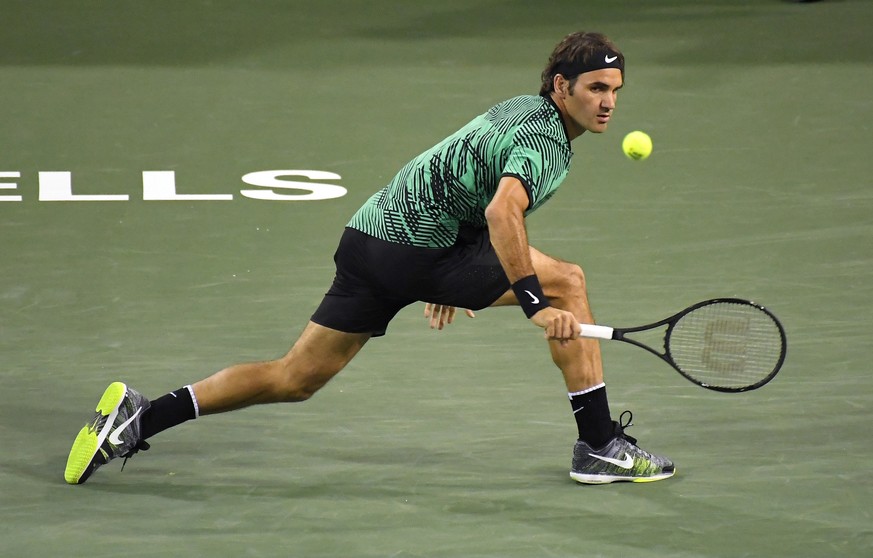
left=484, top=176, right=579, bottom=342
left=484, top=176, right=537, bottom=283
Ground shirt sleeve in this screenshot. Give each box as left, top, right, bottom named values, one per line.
left=501, top=133, right=569, bottom=212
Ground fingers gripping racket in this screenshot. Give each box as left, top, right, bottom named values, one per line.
left=579, top=298, right=787, bottom=393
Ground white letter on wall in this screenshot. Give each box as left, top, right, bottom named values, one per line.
left=142, top=171, right=233, bottom=201
left=0, top=172, right=22, bottom=202
left=39, top=172, right=129, bottom=201
left=239, top=170, right=346, bottom=201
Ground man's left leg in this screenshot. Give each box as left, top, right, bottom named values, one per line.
left=64, top=322, right=370, bottom=484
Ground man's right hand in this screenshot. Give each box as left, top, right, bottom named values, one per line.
left=531, top=307, right=579, bottom=346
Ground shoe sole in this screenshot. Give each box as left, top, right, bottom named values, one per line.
left=64, top=382, right=127, bottom=485
left=570, top=468, right=676, bottom=485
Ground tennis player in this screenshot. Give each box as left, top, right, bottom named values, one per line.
left=65, top=31, right=674, bottom=485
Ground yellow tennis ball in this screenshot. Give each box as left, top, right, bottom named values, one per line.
left=622, top=131, right=653, bottom=160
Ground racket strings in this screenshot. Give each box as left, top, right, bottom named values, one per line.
left=667, top=302, right=784, bottom=390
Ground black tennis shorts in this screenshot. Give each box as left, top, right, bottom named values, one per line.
left=311, top=227, right=510, bottom=337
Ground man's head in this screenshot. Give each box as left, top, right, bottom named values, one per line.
left=541, top=32, right=625, bottom=138
left=539, top=32, right=624, bottom=96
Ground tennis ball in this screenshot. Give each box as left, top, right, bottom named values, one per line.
left=622, top=131, right=653, bottom=160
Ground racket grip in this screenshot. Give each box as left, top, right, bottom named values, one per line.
left=578, top=323, right=615, bottom=340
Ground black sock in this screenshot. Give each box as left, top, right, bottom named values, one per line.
left=139, top=386, right=198, bottom=440
left=569, top=384, right=614, bottom=449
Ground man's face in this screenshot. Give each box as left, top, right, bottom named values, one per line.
left=562, top=68, right=623, bottom=135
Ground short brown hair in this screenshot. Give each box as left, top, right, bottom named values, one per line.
left=539, top=32, right=624, bottom=95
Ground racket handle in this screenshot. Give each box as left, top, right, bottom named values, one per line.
left=578, top=323, right=615, bottom=340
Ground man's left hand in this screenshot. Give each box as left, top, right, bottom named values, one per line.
left=424, top=303, right=476, bottom=330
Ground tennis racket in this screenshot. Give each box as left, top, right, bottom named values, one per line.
left=579, top=298, right=786, bottom=392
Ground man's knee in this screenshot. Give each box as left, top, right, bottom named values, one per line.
left=548, top=261, right=587, bottom=297
left=564, top=262, right=587, bottom=293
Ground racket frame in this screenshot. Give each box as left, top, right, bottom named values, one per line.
left=579, top=298, right=787, bottom=393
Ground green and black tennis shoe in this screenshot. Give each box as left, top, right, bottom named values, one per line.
left=570, top=411, right=675, bottom=484
left=64, top=382, right=151, bottom=485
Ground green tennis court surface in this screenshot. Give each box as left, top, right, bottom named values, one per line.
left=2, top=1, right=871, bottom=556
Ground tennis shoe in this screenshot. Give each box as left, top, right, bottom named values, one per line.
left=64, top=381, right=151, bottom=485
left=570, top=411, right=675, bottom=484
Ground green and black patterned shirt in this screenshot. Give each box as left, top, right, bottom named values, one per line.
left=348, top=94, right=572, bottom=248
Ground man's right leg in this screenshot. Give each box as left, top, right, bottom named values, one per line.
left=491, top=246, right=674, bottom=483
left=64, top=322, right=370, bottom=484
